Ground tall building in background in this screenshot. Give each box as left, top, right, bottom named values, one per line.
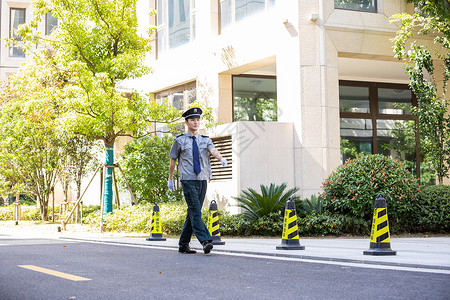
left=0, top=0, right=57, bottom=81
left=125, top=0, right=448, bottom=213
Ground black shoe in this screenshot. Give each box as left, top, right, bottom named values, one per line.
left=179, top=244, right=197, bottom=254
left=202, top=241, right=213, bottom=254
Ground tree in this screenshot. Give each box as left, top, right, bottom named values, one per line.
left=9, top=0, right=184, bottom=215
left=120, top=135, right=183, bottom=204
left=391, top=0, right=450, bottom=184
left=0, top=55, right=67, bottom=220
left=59, top=134, right=102, bottom=203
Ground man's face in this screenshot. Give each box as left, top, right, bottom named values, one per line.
left=185, top=117, right=200, bottom=131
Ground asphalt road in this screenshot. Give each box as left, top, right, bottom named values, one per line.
left=0, top=235, right=449, bottom=300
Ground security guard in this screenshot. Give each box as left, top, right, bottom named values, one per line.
left=168, top=107, right=228, bottom=254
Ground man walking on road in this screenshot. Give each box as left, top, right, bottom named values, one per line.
left=168, top=107, right=228, bottom=254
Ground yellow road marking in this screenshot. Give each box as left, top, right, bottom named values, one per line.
left=18, top=265, right=91, bottom=281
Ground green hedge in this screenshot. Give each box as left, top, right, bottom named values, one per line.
left=416, top=185, right=450, bottom=232
left=0, top=205, right=41, bottom=221
left=322, top=154, right=421, bottom=233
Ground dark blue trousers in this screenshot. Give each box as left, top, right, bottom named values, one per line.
left=179, top=180, right=212, bottom=246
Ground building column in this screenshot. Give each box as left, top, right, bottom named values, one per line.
left=277, top=1, right=340, bottom=198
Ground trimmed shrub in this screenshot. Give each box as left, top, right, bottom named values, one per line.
left=322, top=154, right=421, bottom=233
left=416, top=185, right=450, bottom=232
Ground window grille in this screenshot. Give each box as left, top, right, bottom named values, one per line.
left=210, top=135, right=232, bottom=180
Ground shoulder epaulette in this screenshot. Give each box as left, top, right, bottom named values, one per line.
left=201, top=135, right=209, bottom=138
left=176, top=133, right=184, bottom=138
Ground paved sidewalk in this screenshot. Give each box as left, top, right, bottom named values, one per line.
left=1, top=222, right=449, bottom=271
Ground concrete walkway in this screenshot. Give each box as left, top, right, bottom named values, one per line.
left=1, top=221, right=448, bottom=272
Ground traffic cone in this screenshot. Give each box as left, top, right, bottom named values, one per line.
left=363, top=194, right=396, bottom=256
left=276, top=198, right=305, bottom=250
left=207, top=200, right=225, bottom=245
left=146, top=203, right=166, bottom=241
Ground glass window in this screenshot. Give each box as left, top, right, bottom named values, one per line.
left=378, top=88, right=412, bottom=115
left=168, top=0, right=190, bottom=48
left=172, top=92, right=184, bottom=110
left=157, top=0, right=195, bottom=55
left=220, top=0, right=274, bottom=33
left=233, top=76, right=277, bottom=121
left=9, top=8, right=26, bottom=58
left=45, top=11, right=58, bottom=35
left=235, top=0, right=265, bottom=22
left=340, top=118, right=373, bottom=162
left=188, top=88, right=196, bottom=104
left=338, top=81, right=428, bottom=183
left=220, top=0, right=232, bottom=30
left=339, top=86, right=370, bottom=113
left=334, top=0, right=377, bottom=13
left=154, top=82, right=196, bottom=111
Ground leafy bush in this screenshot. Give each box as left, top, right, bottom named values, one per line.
left=298, top=213, right=344, bottom=236
left=322, top=154, right=421, bottom=233
left=82, top=202, right=188, bottom=234
left=0, top=205, right=40, bottom=221
left=297, top=194, right=324, bottom=217
left=220, top=213, right=283, bottom=236
left=120, top=136, right=183, bottom=204
left=416, top=185, right=450, bottom=232
left=234, top=183, right=299, bottom=222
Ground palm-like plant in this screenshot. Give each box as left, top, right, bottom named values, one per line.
left=233, top=183, right=300, bottom=222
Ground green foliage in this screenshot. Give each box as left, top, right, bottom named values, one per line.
left=233, top=183, right=299, bottom=222
left=0, top=57, right=66, bottom=220
left=297, top=194, right=324, bottom=217
left=120, top=135, right=182, bottom=203
left=416, top=185, right=450, bottom=232
left=322, top=155, right=421, bottom=232
left=0, top=205, right=41, bottom=221
left=391, top=2, right=450, bottom=184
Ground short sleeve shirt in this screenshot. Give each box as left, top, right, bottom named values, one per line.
left=169, top=132, right=215, bottom=180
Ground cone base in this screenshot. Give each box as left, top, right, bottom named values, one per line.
left=211, top=236, right=225, bottom=245
left=212, top=240, right=225, bottom=245
left=146, top=237, right=166, bottom=241
left=363, top=248, right=396, bottom=256
left=276, top=239, right=305, bottom=250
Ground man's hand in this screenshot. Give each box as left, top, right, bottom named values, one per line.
left=168, top=179, right=174, bottom=191
left=220, top=158, right=228, bottom=167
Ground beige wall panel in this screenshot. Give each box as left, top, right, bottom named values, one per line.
left=323, top=106, right=341, bottom=148
left=218, top=74, right=233, bottom=123
left=361, top=33, right=396, bottom=57
left=299, top=25, right=320, bottom=66
left=301, top=106, right=323, bottom=148
left=325, top=66, right=339, bottom=108
left=300, top=65, right=322, bottom=107
left=301, top=148, right=324, bottom=191
left=327, top=31, right=364, bottom=53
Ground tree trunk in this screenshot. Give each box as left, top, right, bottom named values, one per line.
left=103, top=141, right=114, bottom=216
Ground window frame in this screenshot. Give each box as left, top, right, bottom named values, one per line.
left=9, top=7, right=26, bottom=58
left=155, top=0, right=196, bottom=58
left=45, top=11, right=58, bottom=35
left=219, top=0, right=275, bottom=35
left=339, top=80, right=420, bottom=178
left=334, top=0, right=378, bottom=13
left=232, top=74, right=277, bottom=122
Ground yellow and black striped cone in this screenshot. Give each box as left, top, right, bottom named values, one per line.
left=146, top=203, right=166, bottom=241
left=276, top=198, right=305, bottom=250
left=363, top=194, right=396, bottom=256
left=207, top=200, right=225, bottom=245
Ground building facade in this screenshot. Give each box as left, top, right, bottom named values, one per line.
left=125, top=0, right=448, bottom=213
left=2, top=1, right=448, bottom=211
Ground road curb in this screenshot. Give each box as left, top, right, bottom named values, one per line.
left=60, top=236, right=450, bottom=271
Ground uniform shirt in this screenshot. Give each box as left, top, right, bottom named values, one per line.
left=169, top=131, right=215, bottom=180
